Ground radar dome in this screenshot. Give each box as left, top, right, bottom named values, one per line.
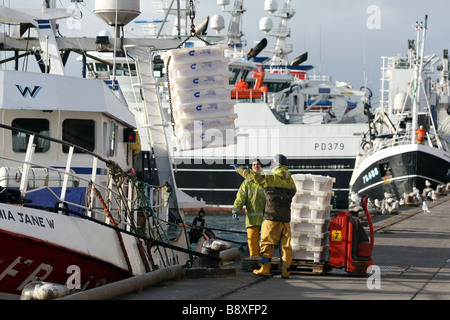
left=98, top=30, right=112, bottom=37
left=264, top=0, right=278, bottom=13
left=94, top=0, right=140, bottom=26
left=217, top=0, right=230, bottom=6
left=394, top=92, right=411, bottom=111
left=259, top=17, right=273, bottom=32
left=211, top=15, right=225, bottom=33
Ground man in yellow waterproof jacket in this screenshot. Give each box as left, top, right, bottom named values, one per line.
left=231, top=159, right=266, bottom=257
left=231, top=154, right=296, bottom=278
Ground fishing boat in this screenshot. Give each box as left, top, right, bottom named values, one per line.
left=83, top=0, right=371, bottom=210
left=0, top=2, right=196, bottom=300
left=349, top=16, right=450, bottom=204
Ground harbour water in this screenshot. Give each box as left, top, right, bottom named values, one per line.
left=185, top=212, right=248, bottom=251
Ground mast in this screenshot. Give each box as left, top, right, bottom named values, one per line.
left=218, top=0, right=246, bottom=58
left=411, top=15, right=428, bottom=143
left=261, top=0, right=294, bottom=66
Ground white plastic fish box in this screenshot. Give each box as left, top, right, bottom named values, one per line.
left=169, top=60, right=229, bottom=79
left=290, top=217, right=330, bottom=234
left=175, top=129, right=237, bottom=151
left=292, top=174, right=335, bottom=192
left=174, top=116, right=237, bottom=137
left=291, top=202, right=332, bottom=220
left=172, top=87, right=233, bottom=106
left=292, top=189, right=334, bottom=207
left=165, top=44, right=227, bottom=64
left=170, top=74, right=230, bottom=92
left=292, top=246, right=329, bottom=263
left=173, top=102, right=236, bottom=123
left=291, top=231, right=329, bottom=250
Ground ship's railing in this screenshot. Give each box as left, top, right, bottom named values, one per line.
left=363, top=132, right=449, bottom=158
left=0, top=124, right=170, bottom=240
left=365, top=135, right=412, bottom=157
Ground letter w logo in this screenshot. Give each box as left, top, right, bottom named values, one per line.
left=16, top=85, right=42, bottom=98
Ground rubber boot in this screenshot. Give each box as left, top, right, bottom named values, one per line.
left=281, top=266, right=290, bottom=279
left=253, top=263, right=271, bottom=276
left=253, top=256, right=271, bottom=276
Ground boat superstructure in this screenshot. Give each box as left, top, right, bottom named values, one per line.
left=349, top=16, right=450, bottom=204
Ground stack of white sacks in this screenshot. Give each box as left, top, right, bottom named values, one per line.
left=290, top=174, right=335, bottom=263
left=163, top=44, right=237, bottom=151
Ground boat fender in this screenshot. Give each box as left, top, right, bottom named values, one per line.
left=21, top=281, right=70, bottom=300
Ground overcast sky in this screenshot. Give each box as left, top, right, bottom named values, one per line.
left=5, top=0, right=450, bottom=105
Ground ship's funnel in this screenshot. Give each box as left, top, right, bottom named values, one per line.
left=290, top=52, right=308, bottom=66
left=196, top=16, right=209, bottom=35
left=247, top=38, right=268, bottom=59
left=94, top=0, right=140, bottom=26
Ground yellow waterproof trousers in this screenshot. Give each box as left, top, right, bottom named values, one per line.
left=247, top=226, right=261, bottom=257
left=259, top=220, right=292, bottom=267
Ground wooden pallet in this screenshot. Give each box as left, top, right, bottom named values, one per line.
left=242, top=257, right=331, bottom=275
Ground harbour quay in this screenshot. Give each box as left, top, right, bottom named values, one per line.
left=108, top=195, right=450, bottom=301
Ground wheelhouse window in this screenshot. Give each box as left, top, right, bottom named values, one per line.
left=11, top=118, right=50, bottom=153
left=62, top=119, right=95, bottom=153
left=95, top=62, right=108, bottom=72
left=229, top=67, right=250, bottom=85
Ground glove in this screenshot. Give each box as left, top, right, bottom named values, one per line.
left=232, top=213, right=239, bottom=220
left=230, top=164, right=238, bottom=170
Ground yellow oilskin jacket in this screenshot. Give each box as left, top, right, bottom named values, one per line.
left=237, top=165, right=296, bottom=222
left=232, top=180, right=265, bottom=228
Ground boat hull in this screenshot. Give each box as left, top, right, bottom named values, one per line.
left=0, top=202, right=152, bottom=300
left=349, top=144, right=450, bottom=201
left=0, top=230, right=130, bottom=300
left=174, top=156, right=356, bottom=210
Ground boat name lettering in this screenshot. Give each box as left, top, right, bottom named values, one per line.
left=362, top=167, right=379, bottom=184
left=314, top=143, right=345, bottom=151
left=0, top=209, right=55, bottom=229
left=0, top=256, right=53, bottom=291
left=15, top=85, right=42, bottom=99
left=0, top=257, right=101, bottom=293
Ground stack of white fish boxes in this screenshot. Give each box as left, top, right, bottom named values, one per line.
left=290, top=174, right=335, bottom=263
left=163, top=44, right=237, bottom=151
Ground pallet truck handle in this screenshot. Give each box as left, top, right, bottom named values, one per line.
left=361, top=195, right=374, bottom=250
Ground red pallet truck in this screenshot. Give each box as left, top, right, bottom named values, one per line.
left=329, top=195, right=374, bottom=275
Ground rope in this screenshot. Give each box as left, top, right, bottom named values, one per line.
left=93, top=187, right=133, bottom=275
left=62, top=207, right=221, bottom=263
left=176, top=222, right=247, bottom=235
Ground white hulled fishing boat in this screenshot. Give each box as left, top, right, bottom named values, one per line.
left=0, top=1, right=200, bottom=300
left=349, top=16, right=450, bottom=204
